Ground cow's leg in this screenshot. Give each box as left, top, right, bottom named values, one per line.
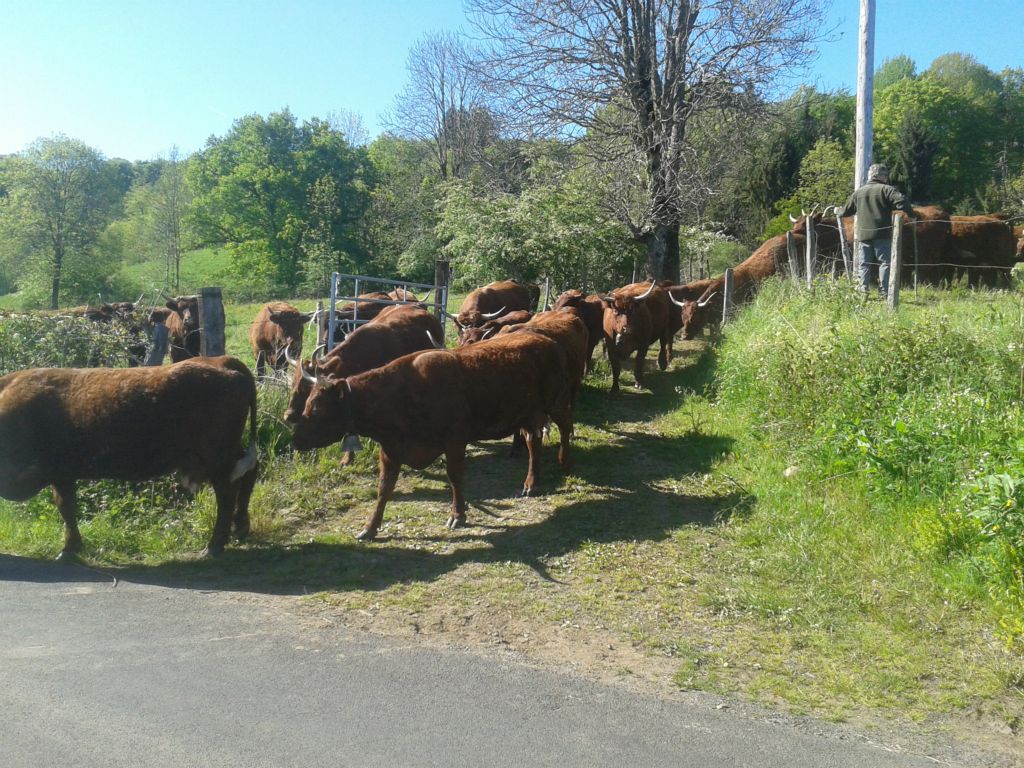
left=444, top=443, right=467, bottom=529
left=551, top=412, right=573, bottom=472
left=233, top=467, right=258, bottom=542
left=605, top=339, right=621, bottom=393
left=659, top=329, right=673, bottom=371
left=340, top=451, right=354, bottom=467
left=633, top=346, right=649, bottom=389
left=521, top=427, right=544, bottom=497
left=204, top=478, right=237, bottom=557
left=357, top=451, right=400, bottom=541
left=508, top=431, right=525, bottom=457
left=51, top=481, right=82, bottom=561
left=255, top=351, right=266, bottom=379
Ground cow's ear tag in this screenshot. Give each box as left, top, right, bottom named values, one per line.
left=341, top=435, right=363, bottom=452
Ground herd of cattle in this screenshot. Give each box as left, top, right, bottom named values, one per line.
left=1, top=209, right=1022, bottom=560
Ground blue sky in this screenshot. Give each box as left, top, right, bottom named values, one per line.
left=1, top=1, right=1021, bottom=161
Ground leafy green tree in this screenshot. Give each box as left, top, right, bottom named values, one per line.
left=437, top=160, right=636, bottom=292
left=767, top=137, right=854, bottom=235
left=874, top=55, right=917, bottom=93
left=187, top=110, right=372, bottom=295
left=0, top=137, right=114, bottom=307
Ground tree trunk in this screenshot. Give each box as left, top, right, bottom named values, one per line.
left=645, top=224, right=681, bottom=282
left=50, top=248, right=63, bottom=309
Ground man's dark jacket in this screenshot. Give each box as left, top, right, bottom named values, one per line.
left=838, top=182, right=912, bottom=240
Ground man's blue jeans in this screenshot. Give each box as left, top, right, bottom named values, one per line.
left=858, top=239, right=893, bottom=297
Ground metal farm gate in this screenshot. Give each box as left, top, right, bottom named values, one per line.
left=325, top=261, right=451, bottom=345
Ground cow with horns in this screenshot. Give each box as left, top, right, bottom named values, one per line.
left=600, top=279, right=674, bottom=393
left=286, top=303, right=444, bottom=466
left=291, top=328, right=575, bottom=541
left=0, top=356, right=259, bottom=559
left=249, top=301, right=314, bottom=378
left=161, top=295, right=201, bottom=362
left=454, top=280, right=538, bottom=341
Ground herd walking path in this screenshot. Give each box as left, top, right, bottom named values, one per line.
left=1, top=554, right=956, bottom=768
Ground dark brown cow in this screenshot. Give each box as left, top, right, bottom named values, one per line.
left=948, top=215, right=1017, bottom=287
left=455, top=280, right=536, bottom=339
left=457, top=310, right=534, bottom=345
left=600, top=280, right=673, bottom=393
left=164, top=295, right=200, bottom=362
left=0, top=356, right=259, bottom=559
left=291, top=331, right=574, bottom=541
left=285, top=304, right=444, bottom=465
left=318, top=289, right=422, bottom=347
left=249, top=301, right=313, bottom=378
left=551, top=290, right=605, bottom=373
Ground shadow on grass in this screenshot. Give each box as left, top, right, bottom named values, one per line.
left=0, top=428, right=746, bottom=596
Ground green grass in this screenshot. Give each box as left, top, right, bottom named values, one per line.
left=1, top=281, right=1022, bottom=747
left=118, top=247, right=233, bottom=298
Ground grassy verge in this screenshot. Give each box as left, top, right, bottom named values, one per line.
left=1, top=282, right=1022, bottom=749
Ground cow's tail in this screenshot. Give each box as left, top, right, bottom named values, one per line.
left=230, top=376, right=259, bottom=482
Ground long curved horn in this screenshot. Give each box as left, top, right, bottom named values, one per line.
left=480, top=306, right=506, bottom=320
left=426, top=330, right=445, bottom=349
left=697, top=291, right=718, bottom=308
left=668, top=290, right=687, bottom=308
left=481, top=326, right=498, bottom=339
left=632, top=279, right=657, bottom=302
left=822, top=205, right=836, bottom=217
left=311, top=343, right=327, bottom=361
left=789, top=213, right=799, bottom=223
left=284, top=346, right=301, bottom=369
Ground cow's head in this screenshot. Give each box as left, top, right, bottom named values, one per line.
left=455, top=306, right=504, bottom=339
left=291, top=374, right=354, bottom=450
left=677, top=292, right=718, bottom=340
left=601, top=281, right=656, bottom=354
left=284, top=345, right=327, bottom=423
left=166, top=296, right=199, bottom=330
left=552, top=289, right=585, bottom=311
left=269, top=307, right=314, bottom=356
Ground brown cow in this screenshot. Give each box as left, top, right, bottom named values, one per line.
left=285, top=304, right=444, bottom=465
left=163, top=295, right=201, bottom=362
left=947, top=215, right=1017, bottom=287
left=601, top=280, right=673, bottom=393
left=501, top=308, right=588, bottom=411
left=318, top=289, right=422, bottom=347
left=455, top=280, right=536, bottom=339
left=291, top=331, right=574, bottom=541
left=0, top=356, right=259, bottom=559
left=457, top=310, right=534, bottom=345
left=249, top=301, right=314, bottom=378
left=551, top=290, right=605, bottom=373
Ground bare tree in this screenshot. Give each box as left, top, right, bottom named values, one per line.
left=327, top=108, right=370, bottom=147
left=153, top=147, right=190, bottom=292
left=384, top=31, right=489, bottom=180
left=468, top=0, right=828, bottom=280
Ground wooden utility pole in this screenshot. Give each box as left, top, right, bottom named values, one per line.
left=855, top=0, right=875, bottom=188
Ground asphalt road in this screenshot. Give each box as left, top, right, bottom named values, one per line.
left=0, top=554, right=979, bottom=767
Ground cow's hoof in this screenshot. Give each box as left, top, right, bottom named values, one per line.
left=355, top=528, right=378, bottom=542
left=55, top=549, right=81, bottom=564
left=234, top=524, right=250, bottom=543
left=445, top=516, right=466, bottom=530
left=201, top=544, right=225, bottom=558
left=521, top=487, right=534, bottom=497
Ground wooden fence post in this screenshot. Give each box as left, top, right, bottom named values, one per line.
left=786, top=232, right=801, bottom=285
left=198, top=287, right=225, bottom=356
left=144, top=321, right=168, bottom=366
left=434, top=259, right=451, bottom=329
left=888, top=213, right=902, bottom=310
left=805, top=220, right=817, bottom=291
left=722, top=268, right=735, bottom=324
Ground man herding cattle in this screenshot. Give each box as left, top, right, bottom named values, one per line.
left=836, top=163, right=913, bottom=298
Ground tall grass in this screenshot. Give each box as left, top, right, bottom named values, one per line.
left=714, top=279, right=1024, bottom=649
